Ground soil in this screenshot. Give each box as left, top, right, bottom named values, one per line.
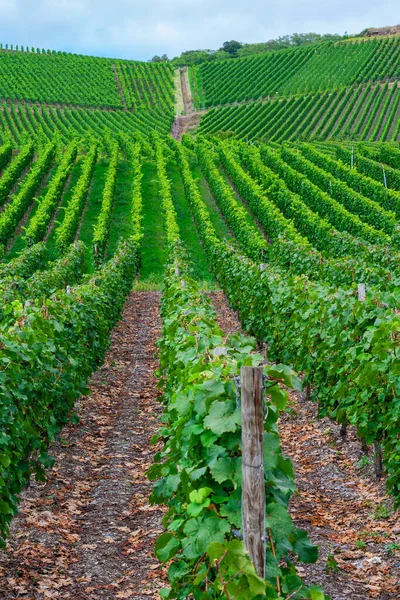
left=180, top=68, right=193, bottom=115
left=170, top=68, right=201, bottom=140
left=0, top=291, right=167, bottom=599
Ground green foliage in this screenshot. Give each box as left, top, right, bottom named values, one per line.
left=196, top=141, right=267, bottom=260
left=150, top=135, right=326, bottom=598
left=0, top=235, right=141, bottom=545
left=197, top=45, right=314, bottom=107
left=279, top=144, right=397, bottom=235
left=0, top=140, right=56, bottom=244
left=196, top=37, right=400, bottom=109
left=25, top=140, right=78, bottom=245
left=0, top=139, right=35, bottom=205
left=238, top=33, right=345, bottom=57
left=373, top=503, right=390, bottom=520
left=198, top=81, right=400, bottom=144
left=385, top=542, right=400, bottom=553
left=0, top=97, right=174, bottom=146
left=0, top=242, right=48, bottom=279
left=220, top=40, right=243, bottom=57
left=56, top=143, right=98, bottom=254
left=325, top=554, right=339, bottom=574
left=0, top=50, right=123, bottom=108
left=259, top=144, right=389, bottom=245
left=171, top=49, right=231, bottom=68
left=336, top=143, right=400, bottom=191
left=114, top=60, right=174, bottom=117
left=92, top=142, right=119, bottom=264
left=175, top=136, right=400, bottom=505
left=0, top=139, right=12, bottom=170
left=209, top=241, right=400, bottom=502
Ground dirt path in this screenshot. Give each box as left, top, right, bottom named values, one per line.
left=170, top=67, right=201, bottom=140
left=170, top=113, right=201, bottom=140
left=180, top=67, right=193, bottom=115
left=173, top=69, right=184, bottom=116
left=280, top=395, right=399, bottom=600
left=0, top=291, right=166, bottom=600
left=209, top=291, right=400, bottom=600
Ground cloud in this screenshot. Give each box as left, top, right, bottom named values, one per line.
left=0, top=0, right=398, bottom=60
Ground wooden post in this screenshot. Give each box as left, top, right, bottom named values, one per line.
left=358, top=283, right=366, bottom=301
left=241, top=366, right=265, bottom=578
left=382, top=163, right=387, bottom=189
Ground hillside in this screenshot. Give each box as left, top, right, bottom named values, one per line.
left=0, top=49, right=175, bottom=142
left=0, top=37, right=399, bottom=600
left=198, top=81, right=400, bottom=142
left=192, top=36, right=400, bottom=107
left=185, top=36, right=400, bottom=143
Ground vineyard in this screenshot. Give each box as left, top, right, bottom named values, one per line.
left=192, top=36, right=400, bottom=107
left=198, top=81, right=400, bottom=141
left=0, top=35, right=399, bottom=600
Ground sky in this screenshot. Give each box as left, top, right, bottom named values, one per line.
left=0, top=0, right=399, bottom=61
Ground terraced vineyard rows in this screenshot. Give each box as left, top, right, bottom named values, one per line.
left=198, top=81, right=400, bottom=141
left=0, top=48, right=174, bottom=111
left=0, top=100, right=174, bottom=142
left=193, top=36, right=400, bottom=108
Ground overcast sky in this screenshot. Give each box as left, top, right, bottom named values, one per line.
left=0, top=0, right=399, bottom=60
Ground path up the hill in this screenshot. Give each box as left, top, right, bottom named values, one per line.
left=171, top=67, right=201, bottom=140
left=0, top=292, right=166, bottom=600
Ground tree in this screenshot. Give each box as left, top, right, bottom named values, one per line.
left=170, top=49, right=231, bottom=67
left=220, top=40, right=242, bottom=57
left=238, top=43, right=269, bottom=57
left=151, top=54, right=169, bottom=63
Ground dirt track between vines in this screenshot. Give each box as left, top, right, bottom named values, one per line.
left=171, top=68, right=201, bottom=140
left=0, top=291, right=166, bottom=599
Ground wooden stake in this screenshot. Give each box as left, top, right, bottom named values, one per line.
left=241, top=366, right=265, bottom=578
left=357, top=283, right=366, bottom=301
left=382, top=163, right=387, bottom=189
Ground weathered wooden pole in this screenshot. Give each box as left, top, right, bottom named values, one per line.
left=382, top=163, right=387, bottom=189
left=241, top=365, right=265, bottom=578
